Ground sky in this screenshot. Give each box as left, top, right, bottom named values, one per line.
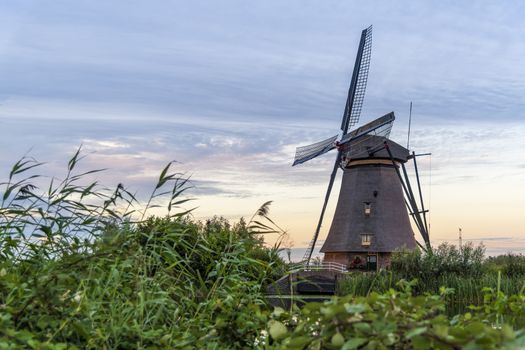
left=1, top=1, right=524, bottom=257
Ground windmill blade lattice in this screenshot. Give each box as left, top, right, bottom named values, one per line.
left=292, top=134, right=338, bottom=166
left=341, top=111, right=393, bottom=144
left=341, top=25, right=373, bottom=134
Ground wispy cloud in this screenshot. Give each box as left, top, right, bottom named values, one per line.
left=1, top=0, right=524, bottom=249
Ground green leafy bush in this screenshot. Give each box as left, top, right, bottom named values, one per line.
left=267, top=281, right=525, bottom=349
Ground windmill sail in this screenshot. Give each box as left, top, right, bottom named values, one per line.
left=292, top=135, right=338, bottom=166
left=292, top=112, right=393, bottom=167
left=341, top=25, right=372, bottom=134
left=341, top=111, right=393, bottom=144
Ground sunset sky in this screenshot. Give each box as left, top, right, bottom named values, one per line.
left=1, top=1, right=524, bottom=256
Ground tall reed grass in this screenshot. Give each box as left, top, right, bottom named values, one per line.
left=0, top=149, right=286, bottom=348
left=338, top=243, right=525, bottom=315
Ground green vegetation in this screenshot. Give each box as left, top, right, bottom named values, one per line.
left=268, top=280, right=525, bottom=349
left=0, top=151, right=285, bottom=348
left=1, top=150, right=525, bottom=349
left=338, top=244, right=525, bottom=315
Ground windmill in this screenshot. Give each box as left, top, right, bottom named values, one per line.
left=293, top=26, right=430, bottom=269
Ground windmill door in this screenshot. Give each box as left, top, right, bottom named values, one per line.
left=367, top=254, right=377, bottom=271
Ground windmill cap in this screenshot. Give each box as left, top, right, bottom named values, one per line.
left=344, top=136, right=410, bottom=163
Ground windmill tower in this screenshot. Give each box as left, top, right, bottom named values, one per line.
left=292, top=26, right=430, bottom=270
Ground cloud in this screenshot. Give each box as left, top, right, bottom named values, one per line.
left=1, top=1, right=525, bottom=250
left=3, top=1, right=523, bottom=127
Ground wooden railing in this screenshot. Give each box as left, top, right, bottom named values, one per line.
left=290, top=261, right=348, bottom=273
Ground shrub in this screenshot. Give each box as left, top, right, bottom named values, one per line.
left=390, top=242, right=485, bottom=280
left=486, top=254, right=525, bottom=277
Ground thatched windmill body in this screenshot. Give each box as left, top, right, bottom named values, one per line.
left=293, top=26, right=430, bottom=270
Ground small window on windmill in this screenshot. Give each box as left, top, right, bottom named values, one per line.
left=361, top=233, right=373, bottom=247
left=364, top=202, right=371, bottom=216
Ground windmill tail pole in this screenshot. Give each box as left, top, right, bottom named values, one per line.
left=416, top=240, right=427, bottom=252
left=304, top=151, right=341, bottom=265
left=400, top=161, right=431, bottom=251
left=412, top=151, right=429, bottom=235
left=383, top=141, right=431, bottom=252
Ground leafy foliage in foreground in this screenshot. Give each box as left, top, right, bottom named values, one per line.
left=2, top=151, right=525, bottom=349
left=267, top=280, right=525, bottom=350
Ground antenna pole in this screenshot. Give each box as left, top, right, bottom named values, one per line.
left=458, top=228, right=462, bottom=248
left=407, top=101, right=412, bottom=150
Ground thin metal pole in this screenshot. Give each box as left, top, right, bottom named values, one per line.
left=407, top=101, right=412, bottom=150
